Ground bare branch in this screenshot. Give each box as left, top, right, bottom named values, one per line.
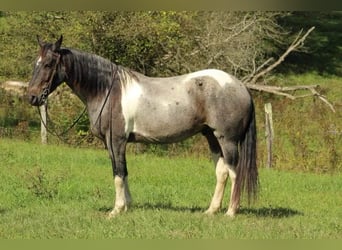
left=242, top=57, right=274, bottom=82
left=241, top=26, right=335, bottom=112
left=223, top=13, right=257, bottom=43
left=246, top=83, right=336, bottom=112
left=246, top=83, right=297, bottom=99
left=245, top=26, right=315, bottom=85
left=307, top=86, right=336, bottom=113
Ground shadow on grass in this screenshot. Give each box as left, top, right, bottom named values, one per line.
left=98, top=202, right=203, bottom=214
left=134, top=202, right=204, bottom=213
left=0, top=208, right=6, bottom=215
left=240, top=206, right=303, bottom=218
left=99, top=203, right=303, bottom=218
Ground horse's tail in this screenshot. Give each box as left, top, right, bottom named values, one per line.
left=233, top=99, right=258, bottom=206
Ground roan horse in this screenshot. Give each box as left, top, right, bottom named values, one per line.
left=27, top=35, right=258, bottom=217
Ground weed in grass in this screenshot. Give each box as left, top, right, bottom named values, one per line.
left=23, top=167, right=64, bottom=199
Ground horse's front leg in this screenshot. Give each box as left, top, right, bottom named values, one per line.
left=110, top=175, right=131, bottom=217
left=106, top=136, right=132, bottom=218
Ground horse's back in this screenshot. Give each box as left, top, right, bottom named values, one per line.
left=122, top=69, right=252, bottom=143
left=185, top=69, right=239, bottom=88
left=137, top=68, right=250, bottom=99
left=182, top=69, right=252, bottom=114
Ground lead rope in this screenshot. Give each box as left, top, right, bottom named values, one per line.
left=37, top=63, right=119, bottom=144
left=93, top=64, right=119, bottom=128
left=37, top=104, right=87, bottom=143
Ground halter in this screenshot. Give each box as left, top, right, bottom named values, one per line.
left=40, top=51, right=61, bottom=104
left=37, top=51, right=87, bottom=143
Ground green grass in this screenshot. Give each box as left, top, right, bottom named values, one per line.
left=0, top=139, right=342, bottom=239
left=254, top=72, right=342, bottom=173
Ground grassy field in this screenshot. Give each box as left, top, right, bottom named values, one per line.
left=0, top=138, right=342, bottom=239
left=253, top=73, right=342, bottom=174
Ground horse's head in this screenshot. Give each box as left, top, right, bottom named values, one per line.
left=27, top=35, right=65, bottom=106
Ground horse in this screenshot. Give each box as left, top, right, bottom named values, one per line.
left=27, top=35, right=258, bottom=218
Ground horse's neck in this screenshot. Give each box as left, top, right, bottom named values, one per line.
left=63, top=50, right=120, bottom=132
left=64, top=50, right=115, bottom=102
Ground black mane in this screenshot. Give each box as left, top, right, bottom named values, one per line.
left=61, top=48, right=119, bottom=93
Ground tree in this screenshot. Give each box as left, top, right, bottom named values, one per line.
left=276, top=11, right=342, bottom=75
left=84, top=11, right=196, bottom=76
left=1, top=12, right=336, bottom=112
left=167, top=11, right=288, bottom=78
left=0, top=11, right=67, bottom=82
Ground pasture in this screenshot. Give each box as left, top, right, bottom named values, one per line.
left=0, top=138, right=341, bottom=239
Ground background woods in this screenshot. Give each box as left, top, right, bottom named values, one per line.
left=0, top=11, right=289, bottom=79
left=0, top=11, right=341, bottom=173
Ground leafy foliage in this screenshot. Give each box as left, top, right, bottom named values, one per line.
left=277, top=11, right=342, bottom=75
left=0, top=11, right=287, bottom=81
left=1, top=11, right=341, bottom=79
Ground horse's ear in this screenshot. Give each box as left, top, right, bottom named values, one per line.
left=37, top=35, right=45, bottom=48
left=53, top=35, right=63, bottom=51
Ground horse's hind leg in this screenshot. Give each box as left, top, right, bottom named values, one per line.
left=204, top=130, right=240, bottom=217
left=219, top=137, right=240, bottom=217
left=203, top=130, right=229, bottom=215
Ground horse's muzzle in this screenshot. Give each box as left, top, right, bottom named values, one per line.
left=28, top=95, right=41, bottom=106
left=28, top=87, right=49, bottom=106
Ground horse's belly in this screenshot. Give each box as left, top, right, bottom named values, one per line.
left=130, top=111, right=204, bottom=143
left=128, top=128, right=201, bottom=143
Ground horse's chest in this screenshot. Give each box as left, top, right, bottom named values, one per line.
left=120, top=83, right=143, bottom=136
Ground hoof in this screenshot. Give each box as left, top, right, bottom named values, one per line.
left=204, top=207, right=219, bottom=215
left=107, top=206, right=128, bottom=219
left=107, top=209, right=120, bottom=219
left=204, top=210, right=214, bottom=216
left=225, top=209, right=237, bottom=218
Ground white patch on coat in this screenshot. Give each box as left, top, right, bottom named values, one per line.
left=120, top=73, right=143, bottom=137
left=36, top=56, right=42, bottom=66
left=186, top=69, right=233, bottom=87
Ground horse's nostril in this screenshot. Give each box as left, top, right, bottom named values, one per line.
left=29, top=95, right=39, bottom=106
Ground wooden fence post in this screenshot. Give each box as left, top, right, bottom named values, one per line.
left=40, top=102, right=48, bottom=144
left=264, top=103, right=274, bottom=168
